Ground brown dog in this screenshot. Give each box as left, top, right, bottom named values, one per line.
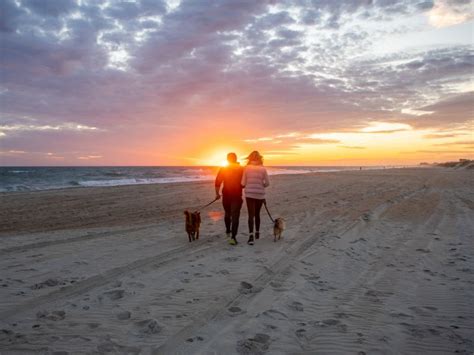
left=184, top=210, right=201, bottom=242
left=273, top=218, right=286, bottom=242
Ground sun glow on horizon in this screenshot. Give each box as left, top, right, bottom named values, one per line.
left=196, top=148, right=246, bottom=167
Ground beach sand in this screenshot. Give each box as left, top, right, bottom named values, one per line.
left=0, top=168, right=473, bottom=354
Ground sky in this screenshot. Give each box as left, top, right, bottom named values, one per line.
left=0, top=0, right=473, bottom=166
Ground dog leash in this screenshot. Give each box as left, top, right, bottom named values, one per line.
left=263, top=199, right=275, bottom=223
left=197, top=197, right=219, bottom=211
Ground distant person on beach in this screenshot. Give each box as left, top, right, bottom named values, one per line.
left=215, top=153, right=244, bottom=246
left=241, top=151, right=270, bottom=246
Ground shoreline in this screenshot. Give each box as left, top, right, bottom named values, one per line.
left=0, top=165, right=419, bottom=195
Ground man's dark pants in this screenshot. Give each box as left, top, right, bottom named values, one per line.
left=222, top=194, right=242, bottom=238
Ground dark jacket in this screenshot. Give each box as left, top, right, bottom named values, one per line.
left=215, top=163, right=244, bottom=197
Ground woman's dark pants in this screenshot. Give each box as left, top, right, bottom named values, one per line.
left=246, top=197, right=264, bottom=234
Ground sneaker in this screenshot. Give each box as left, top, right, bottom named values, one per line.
left=247, top=234, right=254, bottom=245
left=229, top=238, right=238, bottom=246
left=255, top=232, right=260, bottom=240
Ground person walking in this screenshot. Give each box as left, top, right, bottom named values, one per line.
left=241, top=151, right=270, bottom=245
left=215, top=153, right=244, bottom=245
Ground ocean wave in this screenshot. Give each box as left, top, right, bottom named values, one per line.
left=267, top=168, right=313, bottom=175
left=9, top=170, right=31, bottom=174
left=0, top=184, right=38, bottom=192
left=103, top=172, right=126, bottom=177
left=78, top=175, right=215, bottom=187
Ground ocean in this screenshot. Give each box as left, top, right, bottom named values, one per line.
left=0, top=166, right=388, bottom=192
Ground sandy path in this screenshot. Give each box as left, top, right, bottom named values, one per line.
left=0, top=168, right=473, bottom=354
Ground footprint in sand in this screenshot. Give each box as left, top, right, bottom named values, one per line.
left=186, top=336, right=204, bottom=342
left=423, top=269, right=437, bottom=276
left=111, top=281, right=122, bottom=288
left=306, top=274, right=321, bottom=281
left=265, top=324, right=278, bottom=330
left=31, top=278, right=66, bottom=290
left=295, top=328, right=307, bottom=339
left=398, top=322, right=427, bottom=339
left=334, top=312, right=350, bottom=319
left=74, top=260, right=89, bottom=265
left=228, top=306, right=245, bottom=316
left=288, top=301, right=304, bottom=312
left=269, top=281, right=282, bottom=289
left=136, top=319, right=162, bottom=334
left=236, top=333, right=271, bottom=355
left=350, top=237, right=367, bottom=244
left=239, top=281, right=255, bottom=294
left=389, top=312, right=413, bottom=319
left=102, top=289, right=125, bottom=301
left=36, top=310, right=66, bottom=321
left=117, top=311, right=131, bottom=320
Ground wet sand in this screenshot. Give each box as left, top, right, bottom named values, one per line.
left=0, top=168, right=473, bottom=354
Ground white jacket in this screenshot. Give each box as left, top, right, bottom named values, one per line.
left=241, top=165, right=270, bottom=200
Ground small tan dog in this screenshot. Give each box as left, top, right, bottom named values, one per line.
left=273, top=218, right=286, bottom=242
left=184, top=210, right=201, bottom=242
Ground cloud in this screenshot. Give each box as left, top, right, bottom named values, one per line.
left=411, top=149, right=473, bottom=154
left=295, top=137, right=340, bottom=144
left=339, top=145, right=366, bottom=149
left=0, top=123, right=100, bottom=135
left=0, top=0, right=472, bottom=164
left=433, top=140, right=474, bottom=146
left=423, top=133, right=467, bottom=138
left=401, top=108, right=434, bottom=116
left=427, top=0, right=474, bottom=28
left=0, top=149, right=26, bottom=155
left=244, top=137, right=274, bottom=143
left=359, top=122, right=412, bottom=134
left=22, top=0, right=77, bottom=17
left=405, top=91, right=474, bottom=128
left=0, top=0, right=26, bottom=32
left=78, top=155, right=103, bottom=160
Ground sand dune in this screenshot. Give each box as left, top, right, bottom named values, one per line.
left=0, top=168, right=473, bottom=354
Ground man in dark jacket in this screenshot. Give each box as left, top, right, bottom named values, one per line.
left=215, top=153, right=243, bottom=245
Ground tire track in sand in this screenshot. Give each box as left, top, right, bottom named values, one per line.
left=0, top=242, right=214, bottom=320
left=153, top=186, right=430, bottom=354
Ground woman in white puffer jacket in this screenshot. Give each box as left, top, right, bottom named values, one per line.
left=241, top=151, right=270, bottom=245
